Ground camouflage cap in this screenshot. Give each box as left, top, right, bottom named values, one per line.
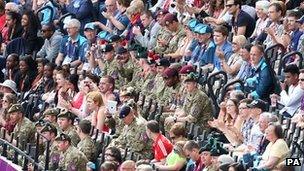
left=35, top=119, right=46, bottom=127
left=8, top=103, right=23, bottom=114
left=120, top=87, right=135, bottom=97
left=55, top=133, right=71, bottom=142
left=43, top=108, right=59, bottom=117
left=41, top=123, right=57, bottom=134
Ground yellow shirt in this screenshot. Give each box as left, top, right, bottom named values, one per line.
left=262, top=139, right=289, bottom=165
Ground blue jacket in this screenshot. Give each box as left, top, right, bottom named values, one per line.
left=245, top=58, right=274, bottom=101
left=65, top=0, right=93, bottom=28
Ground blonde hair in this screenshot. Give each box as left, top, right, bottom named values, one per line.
left=126, top=0, right=144, bottom=17
left=86, top=91, right=103, bottom=106
left=233, top=35, right=247, bottom=47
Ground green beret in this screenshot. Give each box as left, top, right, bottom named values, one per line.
left=43, top=108, right=59, bottom=117
left=184, top=72, right=199, bottom=82
left=41, top=123, right=57, bottom=134
left=8, top=103, right=23, bottom=114
left=57, top=109, right=76, bottom=120
left=55, top=133, right=71, bottom=142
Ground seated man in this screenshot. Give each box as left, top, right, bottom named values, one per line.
left=245, top=45, right=274, bottom=101
left=278, top=64, right=304, bottom=117
left=55, top=19, right=87, bottom=68
left=164, top=72, right=212, bottom=131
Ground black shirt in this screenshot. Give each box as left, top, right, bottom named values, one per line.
left=232, top=10, right=256, bottom=38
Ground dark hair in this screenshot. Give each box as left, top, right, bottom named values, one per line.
left=19, top=55, right=38, bottom=74
left=42, top=22, right=56, bottom=32
left=146, top=120, right=160, bottom=133
left=78, top=120, right=91, bottom=134
left=239, top=98, right=253, bottom=105
left=270, top=2, right=284, bottom=16
left=106, top=147, right=122, bottom=164
left=4, top=93, right=18, bottom=104
left=6, top=11, right=22, bottom=40
left=170, top=122, right=186, bottom=138
left=45, top=62, right=57, bottom=70
left=213, top=25, right=229, bottom=37
left=67, top=74, right=79, bottom=92
left=283, top=64, right=300, bottom=75
left=86, top=73, right=100, bottom=84
left=228, top=162, right=246, bottom=171
left=278, top=165, right=295, bottom=171
left=252, top=44, right=265, bottom=54
left=103, top=75, right=115, bottom=92
left=100, top=161, right=117, bottom=171
left=233, top=0, right=242, bottom=7
left=0, top=0, right=4, bottom=11
left=7, top=53, right=19, bottom=62
left=22, top=10, right=41, bottom=39
left=242, top=43, right=253, bottom=52
left=183, top=140, right=199, bottom=151
left=269, top=123, right=284, bottom=139
left=117, top=0, right=131, bottom=7
left=36, top=58, right=49, bottom=65
left=142, top=10, right=153, bottom=19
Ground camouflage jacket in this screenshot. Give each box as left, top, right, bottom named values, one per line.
left=58, top=145, right=88, bottom=171
left=77, top=136, right=96, bottom=162
left=13, top=117, right=36, bottom=149
left=62, top=126, right=80, bottom=146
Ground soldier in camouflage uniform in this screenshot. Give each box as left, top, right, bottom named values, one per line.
left=55, top=133, right=88, bottom=171
left=43, top=108, right=60, bottom=131
left=161, top=13, right=186, bottom=55
left=76, top=120, right=96, bottom=162
left=116, top=47, right=136, bottom=88
left=38, top=123, right=60, bottom=170
left=154, top=27, right=173, bottom=54
left=160, top=68, right=182, bottom=108
left=164, top=72, right=212, bottom=131
left=109, top=105, right=153, bottom=160
left=6, top=104, right=36, bottom=149
left=98, top=44, right=119, bottom=80
left=57, top=109, right=80, bottom=146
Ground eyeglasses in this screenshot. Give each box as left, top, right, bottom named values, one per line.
left=226, top=4, right=235, bottom=8
left=105, top=153, right=114, bottom=157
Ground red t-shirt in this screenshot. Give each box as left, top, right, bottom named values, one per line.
left=0, top=14, right=6, bottom=31
left=153, top=134, right=173, bottom=161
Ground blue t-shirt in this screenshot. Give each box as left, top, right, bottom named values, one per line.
left=113, top=11, right=130, bottom=35
left=59, top=34, right=88, bottom=63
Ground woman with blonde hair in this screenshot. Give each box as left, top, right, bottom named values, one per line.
left=154, top=141, right=187, bottom=170
left=220, top=35, right=247, bottom=78
left=86, top=91, right=109, bottom=133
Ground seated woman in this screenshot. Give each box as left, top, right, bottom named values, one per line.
left=155, top=141, right=187, bottom=171
left=169, top=123, right=188, bottom=145
left=86, top=91, right=108, bottom=133
left=256, top=123, right=289, bottom=170
left=0, top=93, right=17, bottom=133
left=15, top=55, right=38, bottom=94
left=220, top=35, right=246, bottom=78
left=30, top=58, right=49, bottom=93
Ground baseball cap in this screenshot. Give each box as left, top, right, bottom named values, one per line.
left=0, top=80, right=18, bottom=94
left=247, top=99, right=268, bottom=112
left=55, top=133, right=71, bottom=142
left=156, top=58, right=170, bottom=67
left=98, top=31, right=110, bottom=40
left=179, top=65, right=195, bottom=74
left=84, top=22, right=96, bottom=31
left=8, top=103, right=23, bottom=114
left=162, top=68, right=179, bottom=78
left=119, top=105, right=132, bottom=119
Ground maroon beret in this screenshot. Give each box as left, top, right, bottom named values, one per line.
left=162, top=67, right=179, bottom=78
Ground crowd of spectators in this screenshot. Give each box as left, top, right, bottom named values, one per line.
left=0, top=0, right=303, bottom=170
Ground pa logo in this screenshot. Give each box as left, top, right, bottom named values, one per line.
left=286, top=158, right=302, bottom=166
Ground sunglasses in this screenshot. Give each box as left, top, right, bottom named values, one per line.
left=226, top=4, right=235, bottom=7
